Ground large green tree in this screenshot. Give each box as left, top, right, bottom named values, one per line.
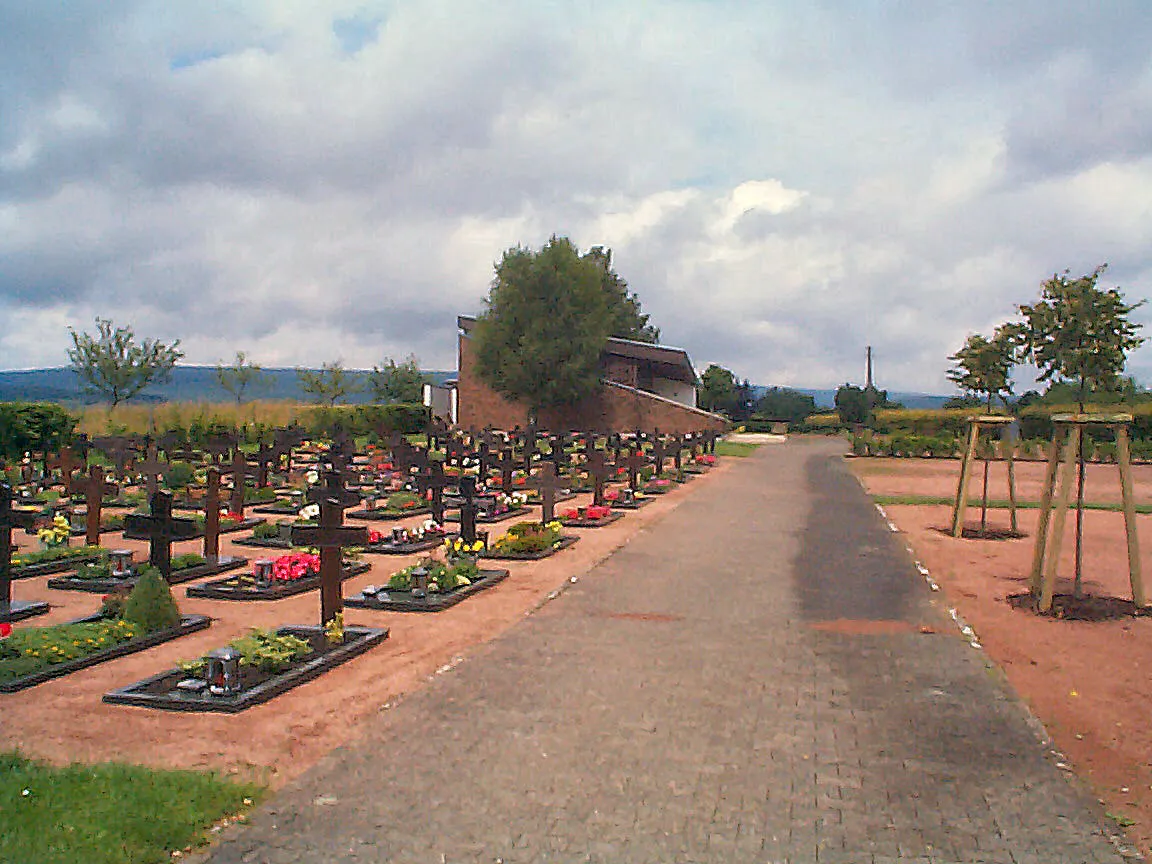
left=583, top=246, right=660, bottom=343
left=68, top=318, right=183, bottom=410
left=472, top=237, right=617, bottom=420
left=754, top=387, right=816, bottom=426
left=697, top=364, right=738, bottom=415
left=1017, top=265, right=1145, bottom=597
left=368, top=355, right=427, bottom=404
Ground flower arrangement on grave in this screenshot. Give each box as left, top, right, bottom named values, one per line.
left=178, top=629, right=313, bottom=677
left=269, top=551, right=321, bottom=582
left=37, top=514, right=70, bottom=549
left=490, top=521, right=564, bottom=555
left=305, top=469, right=320, bottom=486
left=694, top=454, right=717, bottom=466
left=11, top=544, right=105, bottom=569
left=495, top=491, right=528, bottom=513
left=387, top=556, right=480, bottom=593
left=324, top=611, right=345, bottom=646
left=561, top=505, right=612, bottom=523
left=73, top=552, right=207, bottom=581
left=0, top=568, right=185, bottom=684
left=296, top=503, right=320, bottom=523
left=443, top=536, right=486, bottom=564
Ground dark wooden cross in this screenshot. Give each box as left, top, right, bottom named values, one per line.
left=306, top=470, right=361, bottom=509
left=493, top=448, right=517, bottom=492
left=521, top=424, right=538, bottom=474
left=584, top=448, right=614, bottom=508
left=68, top=465, right=118, bottom=546
left=651, top=437, right=668, bottom=475
left=46, top=447, right=84, bottom=487
left=0, top=483, right=39, bottom=617
left=418, top=461, right=450, bottom=524
left=548, top=434, right=566, bottom=474
left=255, top=441, right=278, bottom=488
left=123, top=491, right=198, bottom=579
left=222, top=447, right=251, bottom=516
left=134, top=442, right=168, bottom=499
left=92, top=436, right=138, bottom=481
left=291, top=489, right=367, bottom=626
left=672, top=435, right=685, bottom=472
left=202, top=467, right=222, bottom=560
left=626, top=448, right=648, bottom=492
left=474, top=441, right=491, bottom=486
left=528, top=462, right=565, bottom=524
left=457, top=476, right=480, bottom=544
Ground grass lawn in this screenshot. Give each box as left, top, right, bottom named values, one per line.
left=871, top=493, right=1151, bottom=514
left=715, top=440, right=761, bottom=458
left=0, top=751, right=263, bottom=864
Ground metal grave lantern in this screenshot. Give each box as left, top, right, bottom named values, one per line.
left=253, top=559, right=274, bottom=585
left=109, top=549, right=134, bottom=579
left=206, top=646, right=242, bottom=695
left=410, top=565, right=429, bottom=599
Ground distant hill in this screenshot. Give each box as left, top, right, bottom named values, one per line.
left=0, top=367, right=456, bottom=405
left=750, top=386, right=951, bottom=411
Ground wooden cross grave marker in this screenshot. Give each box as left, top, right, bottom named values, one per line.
left=291, top=475, right=368, bottom=626
left=0, top=482, right=44, bottom=623
left=255, top=441, right=278, bottom=488
left=46, top=447, right=84, bottom=487
left=203, top=467, right=223, bottom=560
left=123, top=491, right=198, bottom=579
left=521, top=424, right=538, bottom=474
left=418, top=461, right=450, bottom=524
left=651, top=437, right=668, bottom=475
left=92, top=436, right=137, bottom=482
left=134, top=442, right=168, bottom=499
left=306, top=470, right=361, bottom=510
left=68, top=465, right=119, bottom=546
left=528, top=462, right=564, bottom=524
left=493, top=448, right=517, bottom=492
left=626, top=448, right=648, bottom=492
left=584, top=447, right=614, bottom=508
left=222, top=447, right=251, bottom=516
left=672, top=435, right=685, bottom=473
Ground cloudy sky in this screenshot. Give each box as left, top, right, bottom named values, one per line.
left=4, top=1, right=1152, bottom=393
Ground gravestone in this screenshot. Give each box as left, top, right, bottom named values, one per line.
left=135, top=442, right=168, bottom=499
left=68, top=465, right=118, bottom=546
left=203, top=467, right=222, bottom=560
left=584, top=448, right=613, bottom=508
left=0, top=483, right=45, bottom=623
left=418, top=461, right=449, bottom=524
left=306, top=470, right=361, bottom=509
left=528, top=462, right=564, bottom=524
left=493, top=448, right=517, bottom=492
left=457, top=476, right=480, bottom=544
left=123, top=491, right=198, bottom=579
left=626, top=448, right=648, bottom=492
left=291, top=475, right=368, bottom=626
left=222, top=447, right=250, bottom=516
left=46, top=447, right=84, bottom=487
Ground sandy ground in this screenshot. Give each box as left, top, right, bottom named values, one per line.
left=0, top=466, right=728, bottom=789
left=852, top=456, right=1152, bottom=853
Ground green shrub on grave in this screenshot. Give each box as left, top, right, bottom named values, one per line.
left=122, top=567, right=182, bottom=634
left=162, top=461, right=196, bottom=491
left=252, top=521, right=284, bottom=539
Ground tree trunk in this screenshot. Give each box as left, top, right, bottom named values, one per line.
left=1073, top=385, right=1086, bottom=598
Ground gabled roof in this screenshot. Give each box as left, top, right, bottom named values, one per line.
left=457, top=315, right=698, bottom=384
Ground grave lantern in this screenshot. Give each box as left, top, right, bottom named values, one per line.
left=411, top=565, right=429, bottom=599
left=477, top=529, right=489, bottom=551
left=68, top=508, right=87, bottom=533
left=289, top=490, right=304, bottom=509
left=109, top=549, right=134, bottom=579
left=206, top=646, right=242, bottom=695
left=391, top=526, right=406, bottom=544
left=253, top=559, right=274, bottom=585
left=363, top=493, right=377, bottom=512
left=619, top=488, right=635, bottom=505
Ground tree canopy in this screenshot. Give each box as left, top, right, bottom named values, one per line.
left=754, top=387, right=816, bottom=426
left=296, top=361, right=360, bottom=407
left=696, top=364, right=738, bottom=415
left=68, top=318, right=183, bottom=410
left=215, top=351, right=267, bottom=404
left=472, top=236, right=620, bottom=418
left=945, top=325, right=1017, bottom=412
left=368, top=355, right=427, bottom=404
left=583, top=246, right=660, bottom=343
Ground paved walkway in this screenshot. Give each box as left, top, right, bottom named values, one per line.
left=202, top=439, right=1127, bottom=863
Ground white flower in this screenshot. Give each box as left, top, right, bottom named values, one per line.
left=298, top=504, right=320, bottom=520
left=305, top=469, right=319, bottom=485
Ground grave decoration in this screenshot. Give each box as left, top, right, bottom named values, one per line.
left=0, top=483, right=49, bottom=623
left=358, top=520, right=447, bottom=555
left=66, top=465, right=118, bottom=546
left=583, top=448, right=614, bottom=507
left=1, top=567, right=210, bottom=693
left=525, top=462, right=566, bottom=523
left=604, top=486, right=651, bottom=510
left=346, top=488, right=431, bottom=521
left=485, top=520, right=577, bottom=561
left=103, top=618, right=387, bottom=713
left=9, top=545, right=106, bottom=580
left=560, top=504, right=623, bottom=528
left=444, top=489, right=529, bottom=525
left=186, top=550, right=370, bottom=602
left=687, top=452, right=717, bottom=473
left=347, top=551, right=509, bottom=613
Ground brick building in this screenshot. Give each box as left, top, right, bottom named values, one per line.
left=453, top=315, right=728, bottom=434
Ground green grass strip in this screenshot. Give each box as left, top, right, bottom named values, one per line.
left=871, top=494, right=1152, bottom=514
left=0, top=751, right=263, bottom=864
left=714, top=441, right=761, bottom=457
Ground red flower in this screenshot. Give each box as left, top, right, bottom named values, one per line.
left=367, top=530, right=385, bottom=545
left=0, top=622, right=12, bottom=638
left=563, top=509, right=581, bottom=520
left=269, top=552, right=321, bottom=582
left=585, top=505, right=612, bottom=520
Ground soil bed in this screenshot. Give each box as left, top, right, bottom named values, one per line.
left=1007, top=592, right=1151, bottom=622
left=560, top=513, right=624, bottom=529
left=11, top=548, right=105, bottom=580
left=186, top=561, right=371, bottom=601
left=358, top=537, right=443, bottom=555
left=346, top=568, right=510, bottom=613
left=103, top=625, right=388, bottom=713
left=46, top=557, right=248, bottom=593
left=443, top=506, right=530, bottom=525
left=0, top=615, right=211, bottom=694
left=344, top=505, right=431, bottom=521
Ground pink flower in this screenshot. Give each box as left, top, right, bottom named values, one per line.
left=270, top=552, right=321, bottom=581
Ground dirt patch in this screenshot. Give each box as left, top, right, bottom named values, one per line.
left=852, top=456, right=1152, bottom=853
left=0, top=465, right=728, bottom=790
left=1007, top=592, right=1151, bottom=622
left=933, top=525, right=1028, bottom=541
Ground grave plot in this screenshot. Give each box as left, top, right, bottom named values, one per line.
left=483, top=521, right=578, bottom=561
left=1, top=569, right=211, bottom=694
left=604, top=488, right=653, bottom=510
left=347, top=562, right=510, bottom=612
left=1, top=484, right=49, bottom=623
left=103, top=624, right=388, bottom=713
left=442, top=491, right=530, bottom=524
left=8, top=545, right=107, bottom=580
left=345, top=489, right=432, bottom=521
left=559, top=504, right=624, bottom=528
left=233, top=521, right=298, bottom=549
left=186, top=553, right=370, bottom=601
left=47, top=551, right=248, bottom=593
left=357, top=523, right=447, bottom=555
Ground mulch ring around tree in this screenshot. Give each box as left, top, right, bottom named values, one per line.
left=46, top=557, right=249, bottom=593
left=1007, top=592, right=1152, bottom=622
left=0, top=615, right=211, bottom=694
left=483, top=535, right=579, bottom=561
left=102, top=625, right=388, bottom=713
left=345, top=568, right=510, bottom=613
left=185, top=561, right=371, bottom=602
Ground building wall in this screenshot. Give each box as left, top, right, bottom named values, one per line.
left=648, top=377, right=697, bottom=408
left=457, top=334, right=727, bottom=434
